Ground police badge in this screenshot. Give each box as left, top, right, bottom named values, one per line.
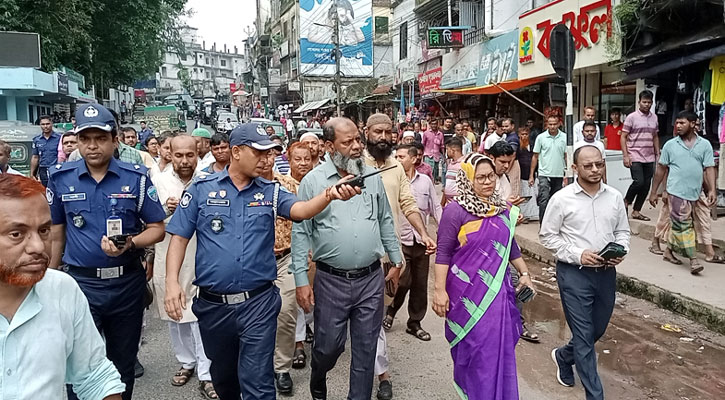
left=211, top=217, right=224, bottom=233
left=73, top=215, right=85, bottom=228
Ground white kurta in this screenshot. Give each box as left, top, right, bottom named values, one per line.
left=152, top=168, right=199, bottom=323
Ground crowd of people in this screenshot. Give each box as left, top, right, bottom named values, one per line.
left=0, top=89, right=720, bottom=400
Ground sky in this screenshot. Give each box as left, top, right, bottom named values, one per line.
left=184, top=0, right=256, bottom=54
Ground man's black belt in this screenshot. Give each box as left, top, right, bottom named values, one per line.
left=198, top=282, right=274, bottom=305
left=275, top=248, right=291, bottom=260
left=317, top=260, right=380, bottom=280
left=65, top=262, right=143, bottom=279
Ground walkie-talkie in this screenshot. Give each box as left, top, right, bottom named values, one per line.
left=336, top=165, right=397, bottom=189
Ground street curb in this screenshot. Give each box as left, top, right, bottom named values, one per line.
left=629, top=220, right=725, bottom=253
left=515, top=233, right=725, bottom=336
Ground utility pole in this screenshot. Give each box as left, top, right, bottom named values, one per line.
left=333, top=3, right=342, bottom=117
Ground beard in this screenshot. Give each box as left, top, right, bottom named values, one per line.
left=366, top=139, right=393, bottom=161
left=330, top=150, right=365, bottom=176
left=0, top=257, right=49, bottom=288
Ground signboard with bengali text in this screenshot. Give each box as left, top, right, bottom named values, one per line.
left=427, top=27, right=465, bottom=49
left=518, top=0, right=616, bottom=80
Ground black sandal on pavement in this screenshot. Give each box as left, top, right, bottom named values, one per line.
left=171, top=367, right=194, bottom=386
left=663, top=255, right=683, bottom=265
left=690, top=263, right=704, bottom=275
left=705, top=255, right=725, bottom=264
left=405, top=327, right=431, bottom=341
left=382, top=315, right=394, bottom=331
left=305, top=324, right=314, bottom=343
left=292, top=348, right=306, bottom=369
left=199, top=380, right=218, bottom=399
left=520, top=325, right=540, bottom=343
left=648, top=246, right=664, bottom=256
left=632, top=213, right=651, bottom=221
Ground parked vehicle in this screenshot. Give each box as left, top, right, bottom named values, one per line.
left=143, top=105, right=187, bottom=133
left=214, top=112, right=239, bottom=134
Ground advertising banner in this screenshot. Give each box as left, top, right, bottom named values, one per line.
left=518, top=0, right=616, bottom=80
left=476, top=30, right=519, bottom=86
left=427, top=27, right=465, bottom=49
left=418, top=67, right=442, bottom=96
left=439, top=46, right=480, bottom=89
left=299, top=0, right=373, bottom=77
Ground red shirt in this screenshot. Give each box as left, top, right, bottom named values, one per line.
left=604, top=123, right=623, bottom=150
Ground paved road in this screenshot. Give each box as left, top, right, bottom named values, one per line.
left=133, top=256, right=725, bottom=400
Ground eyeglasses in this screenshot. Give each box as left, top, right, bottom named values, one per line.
left=474, top=172, right=497, bottom=184
left=579, top=161, right=606, bottom=170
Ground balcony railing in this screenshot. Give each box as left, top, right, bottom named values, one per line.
left=464, top=26, right=486, bottom=47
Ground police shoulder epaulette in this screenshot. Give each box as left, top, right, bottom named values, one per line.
left=192, top=173, right=215, bottom=184
left=49, top=160, right=79, bottom=175
left=119, top=163, right=149, bottom=174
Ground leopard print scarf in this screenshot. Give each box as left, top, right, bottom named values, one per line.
left=454, top=154, right=507, bottom=218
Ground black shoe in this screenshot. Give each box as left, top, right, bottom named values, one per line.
left=551, top=348, right=575, bottom=387
left=275, top=372, right=293, bottom=395
left=310, top=378, right=326, bottom=400
left=134, top=359, right=145, bottom=378
left=377, top=380, right=393, bottom=400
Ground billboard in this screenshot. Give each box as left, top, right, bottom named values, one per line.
left=0, top=32, right=41, bottom=68
left=299, top=0, right=373, bottom=77
left=476, top=30, right=519, bottom=86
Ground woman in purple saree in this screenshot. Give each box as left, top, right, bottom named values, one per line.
left=433, top=154, right=535, bottom=400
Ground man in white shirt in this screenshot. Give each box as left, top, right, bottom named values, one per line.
left=0, top=174, right=124, bottom=400
left=0, top=139, right=24, bottom=175
left=574, top=121, right=607, bottom=183
left=151, top=135, right=215, bottom=397
left=540, top=145, right=630, bottom=400
left=191, top=128, right=216, bottom=172
left=483, top=118, right=507, bottom=153
left=454, top=123, right=472, bottom=154
left=573, top=106, right=601, bottom=143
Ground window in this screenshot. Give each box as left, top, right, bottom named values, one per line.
left=180, top=53, right=187, bottom=61
left=206, top=72, right=210, bottom=79
left=399, top=22, right=408, bottom=60
left=205, top=57, right=209, bottom=65
left=162, top=66, right=167, bottom=77
left=221, top=72, right=227, bottom=77
left=374, top=16, right=389, bottom=34
left=221, top=59, right=227, bottom=67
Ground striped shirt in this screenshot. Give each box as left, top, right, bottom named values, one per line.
left=622, top=109, right=658, bottom=163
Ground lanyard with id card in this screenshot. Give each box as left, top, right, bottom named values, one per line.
left=107, top=198, right=128, bottom=247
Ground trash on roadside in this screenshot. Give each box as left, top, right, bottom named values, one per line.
left=602, top=350, right=611, bottom=354
left=643, top=314, right=650, bottom=319
left=660, top=324, right=682, bottom=333
left=679, top=337, right=695, bottom=342
left=697, top=346, right=704, bottom=353
left=549, top=277, right=557, bottom=282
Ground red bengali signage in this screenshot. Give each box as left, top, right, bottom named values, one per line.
left=418, top=67, right=442, bottom=95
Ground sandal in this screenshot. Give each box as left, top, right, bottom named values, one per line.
left=648, top=246, right=664, bottom=256
left=691, top=263, right=704, bottom=275
left=382, top=315, right=394, bottom=331
left=520, top=325, right=540, bottom=343
left=292, top=348, right=306, bottom=369
left=632, top=214, right=651, bottom=221
left=171, top=367, right=194, bottom=386
left=663, top=255, right=683, bottom=265
left=199, top=380, right=218, bottom=399
left=405, top=326, right=431, bottom=341
left=705, top=255, right=725, bottom=264
left=305, top=324, right=314, bottom=344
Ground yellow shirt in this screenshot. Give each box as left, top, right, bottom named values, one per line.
left=710, top=55, right=725, bottom=105
left=363, top=152, right=419, bottom=232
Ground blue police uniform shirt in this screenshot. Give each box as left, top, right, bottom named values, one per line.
left=32, top=131, right=62, bottom=167
left=167, top=168, right=298, bottom=294
left=47, top=158, right=166, bottom=267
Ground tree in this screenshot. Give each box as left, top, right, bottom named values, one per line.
left=0, top=0, right=188, bottom=94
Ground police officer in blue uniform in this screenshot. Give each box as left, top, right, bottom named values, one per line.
left=47, top=103, right=167, bottom=400
left=164, top=123, right=360, bottom=400
left=31, top=114, right=62, bottom=186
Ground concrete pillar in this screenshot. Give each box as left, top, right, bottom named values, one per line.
left=5, top=95, right=18, bottom=121
left=15, top=97, right=29, bottom=122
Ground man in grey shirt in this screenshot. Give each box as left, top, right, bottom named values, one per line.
left=291, top=118, right=402, bottom=400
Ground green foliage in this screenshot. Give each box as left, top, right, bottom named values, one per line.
left=614, top=0, right=640, bottom=38
left=0, top=0, right=188, bottom=92
left=176, top=63, right=192, bottom=94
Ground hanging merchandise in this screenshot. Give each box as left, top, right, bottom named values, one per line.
left=709, top=55, right=725, bottom=105
left=694, top=87, right=707, bottom=136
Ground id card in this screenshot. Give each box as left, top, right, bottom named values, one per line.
left=106, top=218, right=123, bottom=237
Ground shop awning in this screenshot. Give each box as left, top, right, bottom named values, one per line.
left=616, top=43, right=725, bottom=84
left=293, top=99, right=331, bottom=113
left=433, top=77, right=546, bottom=95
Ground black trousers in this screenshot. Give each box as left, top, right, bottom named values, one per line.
left=537, top=176, right=564, bottom=222
left=38, top=166, right=50, bottom=188
left=387, top=242, right=430, bottom=328
left=67, top=269, right=146, bottom=400
left=556, top=261, right=616, bottom=400
left=625, top=162, right=655, bottom=212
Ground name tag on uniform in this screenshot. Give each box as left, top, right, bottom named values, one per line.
left=247, top=201, right=272, bottom=207
left=61, top=193, right=87, bottom=202
left=109, top=193, right=138, bottom=199
left=206, top=199, right=230, bottom=207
